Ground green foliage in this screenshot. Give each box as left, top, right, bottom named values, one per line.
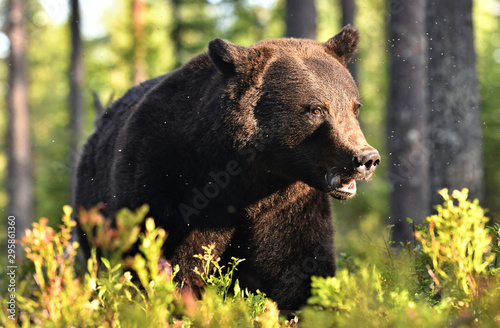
left=303, top=267, right=449, bottom=328
left=192, top=243, right=270, bottom=321
left=488, top=223, right=500, bottom=270
left=94, top=0, right=175, bottom=94
left=415, top=188, right=495, bottom=301
left=220, top=0, right=284, bottom=45
left=0, top=205, right=283, bottom=328
left=302, top=189, right=500, bottom=327
left=1, top=189, right=499, bottom=327
left=77, top=204, right=147, bottom=262
left=0, top=206, right=99, bottom=326
left=193, top=243, right=245, bottom=300
left=474, top=0, right=500, bottom=217
left=28, top=11, right=72, bottom=222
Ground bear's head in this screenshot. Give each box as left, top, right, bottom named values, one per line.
left=208, top=25, right=380, bottom=200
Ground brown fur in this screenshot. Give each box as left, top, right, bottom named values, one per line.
left=75, top=25, right=379, bottom=310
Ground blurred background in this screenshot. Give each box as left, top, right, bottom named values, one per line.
left=1, top=0, right=499, bottom=256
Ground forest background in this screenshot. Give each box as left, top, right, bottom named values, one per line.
left=1, top=0, right=499, bottom=253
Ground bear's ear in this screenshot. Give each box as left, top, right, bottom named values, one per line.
left=208, top=38, right=251, bottom=76
left=323, top=25, right=360, bottom=66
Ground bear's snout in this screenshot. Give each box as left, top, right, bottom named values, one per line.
left=354, top=149, right=381, bottom=178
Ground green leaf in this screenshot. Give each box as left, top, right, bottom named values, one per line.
left=101, top=257, right=111, bottom=270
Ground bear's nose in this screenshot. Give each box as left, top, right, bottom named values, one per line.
left=355, top=150, right=381, bottom=176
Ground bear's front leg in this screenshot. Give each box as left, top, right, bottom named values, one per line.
left=167, top=226, right=236, bottom=286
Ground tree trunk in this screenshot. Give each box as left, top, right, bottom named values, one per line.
left=69, top=0, right=84, bottom=199
left=170, top=0, right=182, bottom=68
left=387, top=0, right=429, bottom=245
left=132, top=0, right=147, bottom=85
left=341, top=0, right=357, bottom=80
left=286, top=0, right=317, bottom=39
left=7, top=0, right=33, bottom=259
left=426, top=0, right=483, bottom=208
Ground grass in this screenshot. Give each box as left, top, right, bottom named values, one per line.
left=1, top=189, right=499, bottom=327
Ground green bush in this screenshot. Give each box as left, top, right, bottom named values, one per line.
left=302, top=188, right=500, bottom=327
left=0, top=205, right=282, bottom=327
left=1, top=189, right=499, bottom=327
left=415, top=189, right=496, bottom=301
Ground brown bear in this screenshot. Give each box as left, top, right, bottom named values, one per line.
left=75, top=25, right=380, bottom=311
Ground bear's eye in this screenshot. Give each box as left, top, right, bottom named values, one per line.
left=354, top=103, right=362, bottom=117
left=310, top=106, right=324, bottom=116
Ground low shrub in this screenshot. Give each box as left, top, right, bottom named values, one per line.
left=1, top=189, right=498, bottom=327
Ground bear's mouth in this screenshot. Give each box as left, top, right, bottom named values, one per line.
left=325, top=171, right=357, bottom=200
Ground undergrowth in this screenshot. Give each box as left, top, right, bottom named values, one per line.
left=1, top=189, right=499, bottom=327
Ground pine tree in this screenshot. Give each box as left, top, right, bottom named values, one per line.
left=7, top=0, right=33, bottom=259
left=426, top=0, right=483, bottom=208
left=387, top=0, right=429, bottom=244
left=285, top=0, right=317, bottom=39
